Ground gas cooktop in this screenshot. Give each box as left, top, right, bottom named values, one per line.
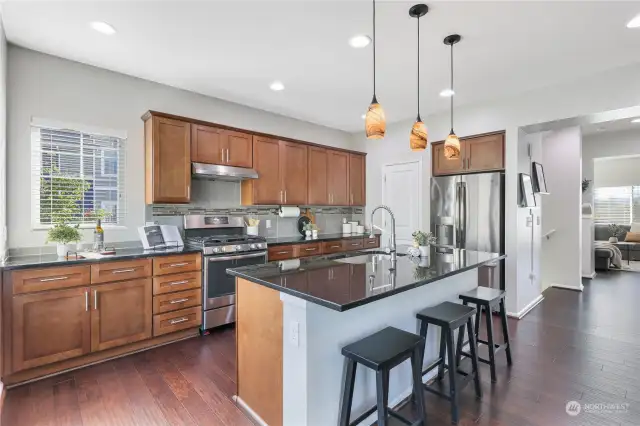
left=185, top=234, right=267, bottom=256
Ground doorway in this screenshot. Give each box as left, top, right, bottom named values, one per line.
left=381, top=160, right=423, bottom=245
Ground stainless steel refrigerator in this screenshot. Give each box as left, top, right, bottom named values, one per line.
left=431, top=172, right=505, bottom=290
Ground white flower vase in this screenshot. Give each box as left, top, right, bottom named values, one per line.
left=305, top=230, right=312, bottom=237
left=312, top=230, right=318, bottom=238
left=56, top=243, right=72, bottom=257
left=419, top=245, right=429, bottom=257
left=609, top=237, right=618, bottom=243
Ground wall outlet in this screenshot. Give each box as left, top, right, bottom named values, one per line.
left=289, top=321, right=299, bottom=347
left=266, top=220, right=272, bottom=229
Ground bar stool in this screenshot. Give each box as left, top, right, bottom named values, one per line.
left=416, top=302, right=482, bottom=425
left=339, top=326, right=426, bottom=426
left=457, top=288, right=512, bottom=383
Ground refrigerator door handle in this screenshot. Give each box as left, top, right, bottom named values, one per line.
left=461, top=182, right=467, bottom=247
left=455, top=182, right=461, bottom=247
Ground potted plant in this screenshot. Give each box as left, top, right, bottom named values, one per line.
left=608, top=224, right=625, bottom=243
left=47, top=224, right=82, bottom=257
left=412, top=230, right=437, bottom=257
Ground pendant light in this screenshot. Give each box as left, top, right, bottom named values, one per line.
left=443, top=34, right=461, bottom=159
left=408, top=4, right=429, bottom=151
left=365, top=0, right=385, bottom=139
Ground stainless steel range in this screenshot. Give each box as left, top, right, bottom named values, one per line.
left=184, top=215, right=267, bottom=330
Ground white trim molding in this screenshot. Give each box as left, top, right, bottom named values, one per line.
left=232, top=395, right=269, bottom=426
left=507, top=294, right=544, bottom=319
left=551, top=283, right=584, bottom=292
left=582, top=272, right=596, bottom=279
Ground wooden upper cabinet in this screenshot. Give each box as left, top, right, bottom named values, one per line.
left=90, top=279, right=153, bottom=352
left=145, top=115, right=191, bottom=204
left=225, top=130, right=253, bottom=168
left=432, top=142, right=464, bottom=176
left=465, top=133, right=504, bottom=172
left=242, top=136, right=281, bottom=205
left=431, top=132, right=505, bottom=176
left=307, top=147, right=328, bottom=205
left=12, top=287, right=91, bottom=372
left=327, top=150, right=349, bottom=205
left=191, top=124, right=223, bottom=164
left=349, top=154, right=366, bottom=206
left=280, top=141, right=308, bottom=205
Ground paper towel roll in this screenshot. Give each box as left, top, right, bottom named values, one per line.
left=279, top=206, right=301, bottom=218
left=279, top=259, right=301, bottom=271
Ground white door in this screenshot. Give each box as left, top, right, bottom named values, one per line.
left=381, top=161, right=422, bottom=246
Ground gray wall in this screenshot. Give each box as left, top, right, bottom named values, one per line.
left=0, top=11, right=6, bottom=259
left=7, top=46, right=355, bottom=248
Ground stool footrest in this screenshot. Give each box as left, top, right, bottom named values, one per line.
left=349, top=405, right=378, bottom=426
left=421, top=358, right=443, bottom=377
left=389, top=408, right=421, bottom=426
left=423, top=384, right=451, bottom=401
left=348, top=405, right=421, bottom=426
left=477, top=338, right=503, bottom=349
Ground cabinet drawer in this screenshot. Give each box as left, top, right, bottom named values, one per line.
left=153, top=288, right=202, bottom=314
left=91, top=259, right=152, bottom=284
left=295, top=242, right=322, bottom=258
left=11, top=265, right=91, bottom=294
left=153, top=271, right=201, bottom=295
left=153, top=253, right=201, bottom=276
left=343, top=238, right=364, bottom=251
left=364, top=236, right=380, bottom=248
left=153, top=306, right=201, bottom=336
left=268, top=245, right=296, bottom=261
left=322, top=240, right=344, bottom=254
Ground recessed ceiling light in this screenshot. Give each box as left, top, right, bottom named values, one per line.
left=349, top=35, right=371, bottom=48
left=90, top=21, right=116, bottom=35
left=269, top=81, right=285, bottom=91
left=627, top=14, right=640, bottom=28
left=439, top=88, right=455, bottom=97
left=596, top=127, right=606, bottom=132
left=361, top=114, right=366, bottom=119
left=632, top=118, right=640, bottom=123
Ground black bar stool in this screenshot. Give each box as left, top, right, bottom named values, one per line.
left=339, top=326, right=426, bottom=426
left=457, top=287, right=512, bottom=383
left=416, top=302, right=482, bottom=425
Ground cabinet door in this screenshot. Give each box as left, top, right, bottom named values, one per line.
left=147, top=116, right=191, bottom=203
left=191, top=124, right=223, bottom=164
left=349, top=154, right=366, bottom=206
left=223, top=130, right=253, bottom=168
left=280, top=141, right=308, bottom=205
left=307, top=147, right=328, bottom=205
left=327, top=150, right=349, bottom=205
left=251, top=137, right=282, bottom=204
left=432, top=142, right=463, bottom=176
left=465, top=133, right=505, bottom=172
left=90, top=279, right=152, bottom=352
left=12, top=287, right=91, bottom=372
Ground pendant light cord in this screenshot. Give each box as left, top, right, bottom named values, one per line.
left=373, top=0, right=376, bottom=97
left=417, top=15, right=420, bottom=118
left=450, top=42, right=454, bottom=131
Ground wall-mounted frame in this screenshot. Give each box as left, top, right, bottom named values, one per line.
left=520, top=173, right=536, bottom=207
left=532, top=162, right=549, bottom=194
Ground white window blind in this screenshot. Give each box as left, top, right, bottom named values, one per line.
left=31, top=124, right=126, bottom=227
left=593, top=186, right=632, bottom=225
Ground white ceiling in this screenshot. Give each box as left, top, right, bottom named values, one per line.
left=582, top=117, right=640, bottom=136
left=3, top=1, right=640, bottom=133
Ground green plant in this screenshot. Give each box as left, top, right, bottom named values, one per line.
left=412, top=230, right=436, bottom=246
left=303, top=223, right=318, bottom=232
left=608, top=224, right=625, bottom=238
left=46, top=224, right=82, bottom=244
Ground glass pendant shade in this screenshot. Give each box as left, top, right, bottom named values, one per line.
left=444, top=131, right=461, bottom=159
left=365, top=97, right=386, bottom=139
left=410, top=119, right=427, bottom=151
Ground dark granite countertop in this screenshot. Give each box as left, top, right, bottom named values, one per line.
left=227, top=247, right=505, bottom=311
left=266, top=232, right=380, bottom=246
left=1, top=246, right=202, bottom=270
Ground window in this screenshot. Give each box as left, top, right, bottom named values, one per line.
left=593, top=186, right=632, bottom=224
left=32, top=123, right=126, bottom=227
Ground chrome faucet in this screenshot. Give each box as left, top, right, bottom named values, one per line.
left=369, top=205, right=397, bottom=261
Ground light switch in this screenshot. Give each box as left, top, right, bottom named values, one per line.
left=266, top=220, right=272, bottom=229
left=290, top=321, right=299, bottom=347
left=526, top=216, right=533, bottom=227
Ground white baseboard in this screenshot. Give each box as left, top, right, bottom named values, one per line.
left=233, top=395, right=269, bottom=426
left=582, top=272, right=596, bottom=279
left=507, top=294, right=544, bottom=319
left=551, top=283, right=584, bottom=292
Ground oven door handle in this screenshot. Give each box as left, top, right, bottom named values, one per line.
left=206, top=251, right=268, bottom=262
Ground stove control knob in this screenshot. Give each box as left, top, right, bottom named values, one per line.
left=235, top=245, right=243, bottom=251
left=250, top=244, right=256, bottom=249
left=257, top=243, right=264, bottom=249
left=212, top=247, right=220, bottom=253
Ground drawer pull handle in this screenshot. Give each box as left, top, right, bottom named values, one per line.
left=169, top=280, right=189, bottom=286
left=169, top=262, right=189, bottom=267
left=112, top=268, right=135, bottom=274
left=170, top=317, right=189, bottom=325
left=170, top=298, right=190, bottom=304
left=330, top=245, right=340, bottom=249
left=351, top=243, right=360, bottom=246
left=277, top=251, right=290, bottom=255
left=305, top=248, right=317, bottom=251
left=40, top=276, right=68, bottom=282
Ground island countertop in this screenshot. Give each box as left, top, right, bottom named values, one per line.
left=227, top=247, right=505, bottom=312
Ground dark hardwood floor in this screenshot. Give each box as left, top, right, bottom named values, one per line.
left=3, top=270, right=640, bottom=425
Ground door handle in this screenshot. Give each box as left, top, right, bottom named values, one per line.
left=280, top=190, right=283, bottom=203
left=169, top=280, right=189, bottom=286
left=170, top=298, right=190, bottom=304
left=284, top=190, right=287, bottom=204
left=169, top=262, right=189, bottom=268
left=226, top=149, right=230, bottom=163
left=170, top=317, right=189, bottom=325
left=93, top=290, right=98, bottom=310
left=85, top=290, right=89, bottom=312
left=221, top=148, right=225, bottom=162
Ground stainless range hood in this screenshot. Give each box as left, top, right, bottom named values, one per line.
left=192, top=162, right=258, bottom=181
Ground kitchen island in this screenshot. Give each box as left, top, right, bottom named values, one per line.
left=227, top=247, right=504, bottom=426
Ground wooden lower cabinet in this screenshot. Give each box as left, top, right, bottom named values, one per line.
left=91, top=279, right=153, bottom=352
left=11, top=287, right=91, bottom=372
left=153, top=306, right=201, bottom=337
